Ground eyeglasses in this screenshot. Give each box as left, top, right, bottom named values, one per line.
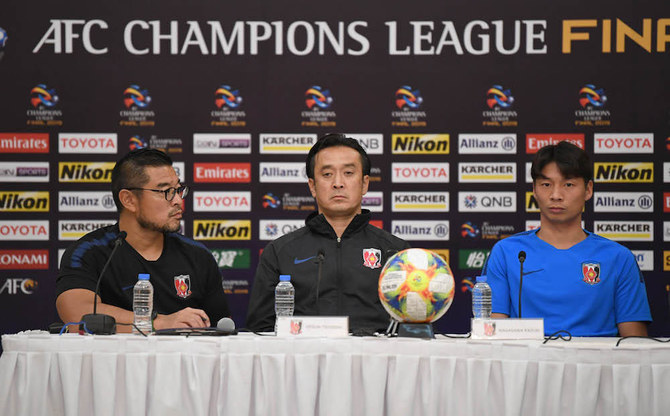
left=125, top=185, right=189, bottom=201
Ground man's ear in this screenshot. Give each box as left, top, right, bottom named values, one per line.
left=584, top=180, right=594, bottom=202
left=361, top=175, right=369, bottom=195
left=308, top=178, right=316, bottom=198
left=118, top=189, right=138, bottom=213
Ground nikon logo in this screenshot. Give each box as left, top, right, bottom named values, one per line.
left=0, top=192, right=49, bottom=212
left=59, top=162, right=115, bottom=183
left=193, top=220, right=251, bottom=240
left=594, top=162, right=653, bottom=183
left=526, top=192, right=539, bottom=212
left=392, top=134, right=449, bottom=154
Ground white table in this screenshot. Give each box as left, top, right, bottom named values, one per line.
left=1, top=332, right=669, bottom=416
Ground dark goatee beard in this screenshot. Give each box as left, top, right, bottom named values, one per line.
left=137, top=215, right=180, bottom=234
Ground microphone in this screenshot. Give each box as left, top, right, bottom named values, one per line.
left=216, top=317, right=237, bottom=334
left=314, top=249, right=326, bottom=314
left=518, top=251, right=526, bottom=319
left=81, top=231, right=127, bottom=334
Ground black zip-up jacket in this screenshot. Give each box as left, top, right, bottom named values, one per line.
left=246, top=210, right=410, bottom=332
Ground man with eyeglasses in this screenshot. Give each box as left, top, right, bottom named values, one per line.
left=56, top=148, right=230, bottom=332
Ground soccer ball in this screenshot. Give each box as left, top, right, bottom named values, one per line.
left=378, top=248, right=455, bottom=323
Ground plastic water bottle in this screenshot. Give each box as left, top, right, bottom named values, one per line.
left=133, top=273, right=153, bottom=334
left=275, top=274, right=295, bottom=319
left=472, top=275, right=492, bottom=319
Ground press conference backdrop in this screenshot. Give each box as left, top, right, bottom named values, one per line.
left=0, top=0, right=669, bottom=336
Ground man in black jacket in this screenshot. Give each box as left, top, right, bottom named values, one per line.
left=246, top=134, right=410, bottom=332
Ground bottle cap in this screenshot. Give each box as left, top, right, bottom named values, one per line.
left=475, top=275, right=487, bottom=283
left=279, top=274, right=291, bottom=282
left=138, top=273, right=150, bottom=280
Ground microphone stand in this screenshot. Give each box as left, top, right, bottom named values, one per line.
left=518, top=251, right=526, bottom=319
left=314, top=250, right=325, bottom=315
left=80, top=231, right=127, bottom=334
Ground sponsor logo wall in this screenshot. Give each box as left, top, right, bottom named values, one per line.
left=0, top=0, right=669, bottom=336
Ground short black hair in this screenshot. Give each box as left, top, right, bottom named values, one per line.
left=305, top=133, right=371, bottom=179
left=530, top=141, right=592, bottom=184
left=111, top=148, right=173, bottom=211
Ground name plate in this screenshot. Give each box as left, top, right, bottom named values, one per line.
left=276, top=316, right=349, bottom=337
left=471, top=318, right=544, bottom=340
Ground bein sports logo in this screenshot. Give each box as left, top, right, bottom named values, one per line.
left=579, top=84, right=607, bottom=108
left=304, top=86, right=333, bottom=109
left=123, top=84, right=152, bottom=109
left=395, top=85, right=423, bottom=109
left=486, top=85, right=514, bottom=109
left=215, top=85, right=242, bottom=109
left=30, top=84, right=59, bottom=108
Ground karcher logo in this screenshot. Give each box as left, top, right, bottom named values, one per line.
left=392, top=134, right=449, bottom=154
left=594, top=162, right=653, bottom=183
left=193, top=220, right=251, bottom=240
left=664, top=251, right=670, bottom=271
left=59, top=162, right=115, bottom=183
left=0, top=192, right=49, bottom=212
left=392, top=192, right=449, bottom=212
left=526, top=192, right=539, bottom=212
left=594, top=221, right=653, bottom=241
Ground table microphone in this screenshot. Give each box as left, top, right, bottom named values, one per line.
left=80, top=231, right=127, bottom=335
left=518, top=250, right=526, bottom=318
left=216, top=317, right=237, bottom=334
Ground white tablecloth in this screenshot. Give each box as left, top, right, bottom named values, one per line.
left=1, top=332, right=669, bottom=416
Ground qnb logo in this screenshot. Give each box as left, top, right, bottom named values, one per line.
left=459, top=192, right=516, bottom=212
left=579, top=84, right=607, bottom=108
left=304, top=85, right=333, bottom=109
left=30, top=84, right=59, bottom=108
left=123, top=84, right=151, bottom=109
left=486, top=85, right=514, bottom=109
left=215, top=85, right=242, bottom=109
left=395, top=85, right=423, bottom=109
left=0, top=278, right=38, bottom=295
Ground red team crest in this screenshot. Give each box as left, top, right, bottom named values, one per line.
left=582, top=262, right=601, bottom=285
left=363, top=248, right=382, bottom=269
left=174, top=274, right=192, bottom=298
left=290, top=319, right=303, bottom=335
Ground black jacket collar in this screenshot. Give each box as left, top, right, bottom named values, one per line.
left=305, top=209, right=371, bottom=239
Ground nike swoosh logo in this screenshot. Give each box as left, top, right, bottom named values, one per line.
left=294, top=255, right=316, bottom=264
left=122, top=285, right=134, bottom=291
left=523, top=269, right=543, bottom=276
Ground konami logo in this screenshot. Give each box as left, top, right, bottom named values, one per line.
left=593, top=133, right=653, bottom=154
left=526, top=134, right=584, bottom=154
left=193, top=191, right=251, bottom=212
left=193, top=163, right=251, bottom=183
left=0, top=249, right=49, bottom=270
left=58, top=133, right=118, bottom=154
left=664, top=192, right=670, bottom=213
left=0, top=133, right=49, bottom=153
left=0, top=220, right=49, bottom=240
